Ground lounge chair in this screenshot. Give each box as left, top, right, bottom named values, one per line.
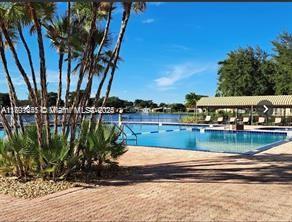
left=258, top=117, right=265, bottom=125
left=217, top=117, right=223, bottom=124
left=229, top=117, right=236, bottom=124
left=204, top=115, right=211, bottom=123
left=242, top=117, right=250, bottom=125
left=274, top=117, right=282, bottom=125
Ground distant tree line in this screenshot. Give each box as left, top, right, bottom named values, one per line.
left=216, top=32, right=292, bottom=96
left=0, top=93, right=188, bottom=112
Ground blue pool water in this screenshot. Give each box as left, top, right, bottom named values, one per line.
left=122, top=124, right=287, bottom=154
left=122, top=123, right=192, bottom=134
left=0, top=123, right=287, bottom=154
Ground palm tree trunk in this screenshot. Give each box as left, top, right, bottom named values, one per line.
left=68, top=3, right=99, bottom=149
left=79, top=4, right=113, bottom=111
left=79, top=5, right=114, bottom=134
left=54, top=52, right=64, bottom=135
left=0, top=21, right=43, bottom=148
left=18, top=25, right=38, bottom=96
left=89, top=66, right=112, bottom=128
left=97, top=4, right=132, bottom=125
left=61, top=1, right=72, bottom=136
left=0, top=34, right=22, bottom=134
left=29, top=3, right=51, bottom=146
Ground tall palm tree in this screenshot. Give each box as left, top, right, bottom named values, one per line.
left=79, top=2, right=113, bottom=110
left=0, top=3, right=30, bottom=134
left=0, top=33, right=23, bottom=134
left=97, top=2, right=146, bottom=125
left=6, top=3, right=39, bottom=97
left=0, top=22, right=44, bottom=146
left=66, top=2, right=100, bottom=148
left=62, top=1, right=72, bottom=136
left=0, top=3, right=49, bottom=149
left=27, top=2, right=52, bottom=145
left=89, top=50, right=119, bottom=126
left=45, top=16, right=68, bottom=134
left=0, top=1, right=146, bottom=152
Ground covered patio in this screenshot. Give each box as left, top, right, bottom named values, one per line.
left=196, top=95, right=292, bottom=125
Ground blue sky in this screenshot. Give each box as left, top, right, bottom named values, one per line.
left=1, top=2, right=292, bottom=103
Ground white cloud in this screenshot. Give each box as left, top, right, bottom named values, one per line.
left=154, top=63, right=207, bottom=90
left=142, top=18, right=155, bottom=24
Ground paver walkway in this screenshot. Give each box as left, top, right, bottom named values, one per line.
left=1, top=142, right=292, bottom=221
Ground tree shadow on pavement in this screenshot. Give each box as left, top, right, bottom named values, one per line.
left=96, top=153, right=292, bottom=186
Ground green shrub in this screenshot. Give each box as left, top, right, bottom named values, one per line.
left=181, top=116, right=199, bottom=123
left=82, top=123, right=127, bottom=174
left=0, top=123, right=127, bottom=180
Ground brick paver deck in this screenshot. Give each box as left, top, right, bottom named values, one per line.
left=1, top=142, right=292, bottom=221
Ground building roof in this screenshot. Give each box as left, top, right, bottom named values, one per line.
left=196, top=95, right=292, bottom=108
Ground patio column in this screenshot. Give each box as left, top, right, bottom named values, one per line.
left=195, top=104, right=197, bottom=123
left=251, top=105, right=253, bottom=125
left=284, top=108, right=286, bottom=125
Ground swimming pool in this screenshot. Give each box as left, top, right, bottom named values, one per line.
left=0, top=123, right=287, bottom=154
left=122, top=124, right=288, bottom=154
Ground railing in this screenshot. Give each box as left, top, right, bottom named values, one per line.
left=123, top=124, right=138, bottom=145
left=113, top=123, right=128, bottom=144
left=113, top=122, right=138, bottom=145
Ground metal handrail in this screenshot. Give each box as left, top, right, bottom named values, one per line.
left=113, top=123, right=128, bottom=144
left=113, top=123, right=138, bottom=145
left=123, top=123, right=138, bottom=145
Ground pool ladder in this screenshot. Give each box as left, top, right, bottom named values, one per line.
left=114, top=123, right=138, bottom=145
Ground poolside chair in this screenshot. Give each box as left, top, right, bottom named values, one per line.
left=217, top=117, right=223, bottom=124
left=229, top=117, right=236, bottom=124
left=274, top=117, right=282, bottom=126
left=242, top=117, right=250, bottom=125
left=258, top=117, right=265, bottom=125
left=204, top=115, right=211, bottom=123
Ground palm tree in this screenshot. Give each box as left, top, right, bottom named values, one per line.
left=61, top=1, right=72, bottom=136
left=45, top=16, right=68, bottom=134
left=0, top=1, right=146, bottom=153
left=0, top=3, right=30, bottom=134
left=89, top=50, right=120, bottom=126
left=97, top=2, right=146, bottom=125
left=6, top=3, right=39, bottom=97
left=66, top=2, right=101, bottom=148
left=79, top=2, right=113, bottom=109
left=0, top=4, right=43, bottom=145
left=0, top=33, right=22, bottom=134
left=27, top=2, right=53, bottom=145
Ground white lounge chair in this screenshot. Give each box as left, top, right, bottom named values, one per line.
left=204, top=115, right=211, bottom=123
left=217, top=117, right=223, bottom=124
left=243, top=117, right=250, bottom=124
left=274, top=117, right=282, bottom=125
left=258, top=117, right=265, bottom=125
left=229, top=117, right=236, bottom=124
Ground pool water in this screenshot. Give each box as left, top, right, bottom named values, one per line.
left=0, top=123, right=287, bottom=154
left=122, top=123, right=192, bottom=134
left=122, top=124, right=287, bottom=154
